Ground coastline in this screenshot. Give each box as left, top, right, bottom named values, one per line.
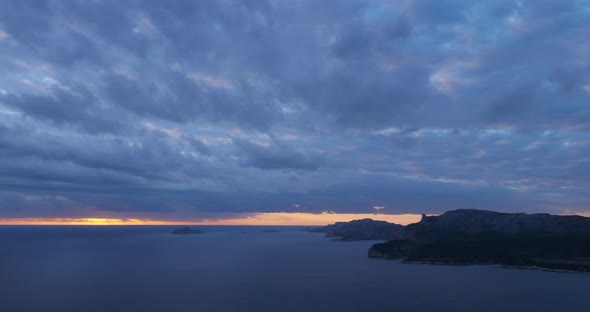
left=393, top=259, right=590, bottom=274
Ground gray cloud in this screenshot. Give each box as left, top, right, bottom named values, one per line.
left=0, top=0, right=588, bottom=219
left=233, top=136, right=324, bottom=171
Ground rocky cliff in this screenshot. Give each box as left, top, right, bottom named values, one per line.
left=400, top=209, right=590, bottom=240
left=367, top=209, right=590, bottom=273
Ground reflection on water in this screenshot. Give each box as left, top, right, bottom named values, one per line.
left=0, top=226, right=588, bottom=312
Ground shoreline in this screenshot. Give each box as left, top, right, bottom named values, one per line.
left=395, top=259, right=590, bottom=274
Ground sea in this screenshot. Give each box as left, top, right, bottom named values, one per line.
left=0, top=226, right=588, bottom=312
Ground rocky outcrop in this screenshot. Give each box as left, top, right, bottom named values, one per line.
left=367, top=209, right=590, bottom=273
left=172, top=226, right=204, bottom=235
left=368, top=240, right=422, bottom=259
left=309, top=218, right=403, bottom=241
left=400, top=209, right=590, bottom=241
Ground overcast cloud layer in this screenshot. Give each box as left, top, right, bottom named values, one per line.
left=0, top=0, right=589, bottom=220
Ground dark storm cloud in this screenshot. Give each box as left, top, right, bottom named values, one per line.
left=0, top=0, right=589, bottom=219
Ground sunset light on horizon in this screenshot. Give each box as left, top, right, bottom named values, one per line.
left=1, top=1, right=589, bottom=310
left=0, top=212, right=423, bottom=226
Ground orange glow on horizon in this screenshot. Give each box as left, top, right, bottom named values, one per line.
left=0, top=212, right=423, bottom=226
left=205, top=212, right=423, bottom=226
left=0, top=218, right=190, bottom=226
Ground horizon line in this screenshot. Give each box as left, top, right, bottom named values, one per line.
left=0, top=212, right=424, bottom=226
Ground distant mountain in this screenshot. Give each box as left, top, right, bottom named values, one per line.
left=363, top=209, right=590, bottom=273
left=309, top=218, right=403, bottom=241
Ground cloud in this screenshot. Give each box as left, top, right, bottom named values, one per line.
left=0, top=29, right=9, bottom=40
left=0, top=0, right=588, bottom=220
left=233, top=136, right=324, bottom=171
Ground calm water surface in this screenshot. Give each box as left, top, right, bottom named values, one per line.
left=0, top=226, right=588, bottom=312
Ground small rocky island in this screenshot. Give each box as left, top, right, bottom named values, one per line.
left=171, top=226, right=204, bottom=235
left=309, top=218, right=403, bottom=241
left=368, top=210, right=590, bottom=273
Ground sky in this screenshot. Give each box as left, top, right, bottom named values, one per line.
left=0, top=0, right=589, bottom=225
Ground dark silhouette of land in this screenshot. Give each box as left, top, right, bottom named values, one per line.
left=311, top=209, right=590, bottom=273
left=309, top=218, right=403, bottom=241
